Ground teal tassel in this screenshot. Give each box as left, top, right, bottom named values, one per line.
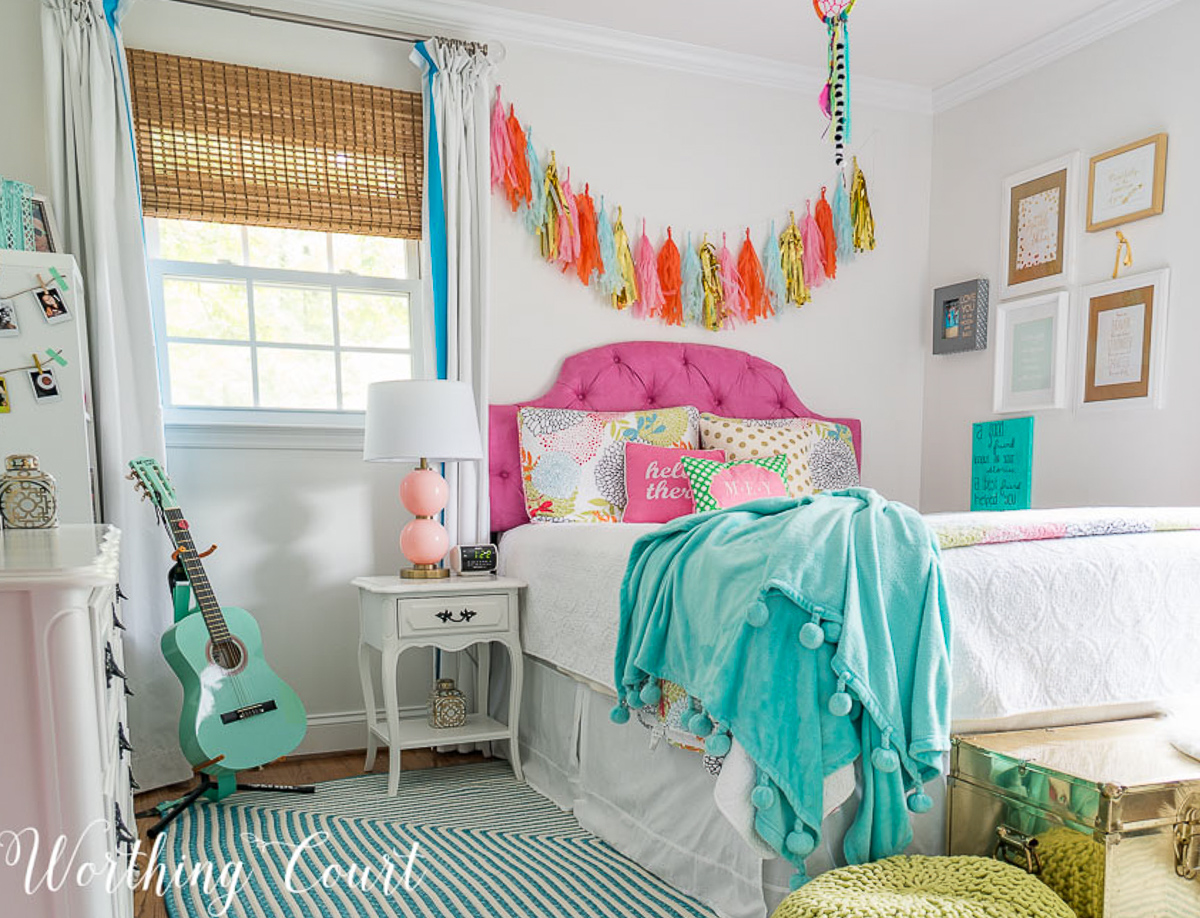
left=522, top=129, right=544, bottom=236
left=833, top=175, right=854, bottom=262
left=750, top=785, right=777, bottom=810
left=597, top=198, right=619, bottom=297
left=705, top=732, right=732, bottom=757
left=786, top=828, right=816, bottom=857
left=763, top=222, right=787, bottom=318
left=908, top=791, right=934, bottom=814
left=610, top=705, right=630, bottom=725
left=681, top=232, right=704, bottom=327
left=640, top=682, right=662, bottom=705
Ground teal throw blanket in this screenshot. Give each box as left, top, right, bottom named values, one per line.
left=612, top=489, right=951, bottom=887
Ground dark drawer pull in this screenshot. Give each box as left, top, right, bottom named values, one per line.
left=118, top=723, right=133, bottom=757
left=435, top=608, right=478, bottom=624
left=105, top=644, right=128, bottom=688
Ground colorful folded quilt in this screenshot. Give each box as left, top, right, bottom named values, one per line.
left=929, top=507, right=1200, bottom=550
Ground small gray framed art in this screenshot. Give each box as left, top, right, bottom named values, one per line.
left=932, top=278, right=988, bottom=355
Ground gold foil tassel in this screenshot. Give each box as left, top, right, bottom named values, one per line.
left=699, top=237, right=726, bottom=331
left=850, top=156, right=876, bottom=253
left=611, top=207, right=639, bottom=309
left=538, top=152, right=568, bottom=260
left=779, top=212, right=809, bottom=307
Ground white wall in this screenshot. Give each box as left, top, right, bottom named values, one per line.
left=0, top=0, right=48, bottom=191
left=922, top=0, right=1200, bottom=511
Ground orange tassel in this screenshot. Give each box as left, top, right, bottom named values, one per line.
left=505, top=105, right=531, bottom=212
left=737, top=229, right=771, bottom=323
left=658, top=228, right=683, bottom=326
left=815, top=186, right=838, bottom=279
left=574, top=184, right=603, bottom=286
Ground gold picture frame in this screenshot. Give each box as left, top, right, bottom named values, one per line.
left=1086, top=133, right=1168, bottom=232
left=1000, top=153, right=1078, bottom=299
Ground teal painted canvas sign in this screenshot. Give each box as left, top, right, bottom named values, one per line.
left=971, top=417, right=1033, bottom=511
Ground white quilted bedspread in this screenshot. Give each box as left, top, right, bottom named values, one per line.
left=499, top=515, right=1200, bottom=728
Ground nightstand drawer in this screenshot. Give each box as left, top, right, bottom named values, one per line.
left=397, top=593, right=509, bottom=636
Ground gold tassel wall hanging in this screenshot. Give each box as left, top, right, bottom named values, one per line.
left=611, top=207, right=639, bottom=309
left=779, top=212, right=810, bottom=307
left=538, top=152, right=568, bottom=260
left=698, top=236, right=726, bottom=331
left=850, top=156, right=876, bottom=253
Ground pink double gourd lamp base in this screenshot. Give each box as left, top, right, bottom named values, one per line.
left=398, top=459, right=452, bottom=579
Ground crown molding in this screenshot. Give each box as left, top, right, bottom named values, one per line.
left=933, top=0, right=1183, bottom=114
left=207, top=0, right=934, bottom=113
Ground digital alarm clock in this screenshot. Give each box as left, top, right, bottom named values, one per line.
left=449, top=544, right=498, bottom=576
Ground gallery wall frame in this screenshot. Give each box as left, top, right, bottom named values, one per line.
left=1086, top=133, right=1168, bottom=233
left=932, top=278, right=989, bottom=355
left=999, top=152, right=1079, bottom=299
left=993, top=290, right=1070, bottom=414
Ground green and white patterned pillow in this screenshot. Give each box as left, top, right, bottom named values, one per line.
left=679, top=453, right=789, bottom=513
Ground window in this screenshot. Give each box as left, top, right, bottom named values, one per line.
left=146, top=218, right=422, bottom=427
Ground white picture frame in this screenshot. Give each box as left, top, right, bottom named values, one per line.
left=1074, top=268, right=1170, bottom=412
left=999, top=152, right=1079, bottom=299
left=993, top=291, right=1070, bottom=414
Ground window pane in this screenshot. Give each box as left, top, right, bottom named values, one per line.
left=257, top=348, right=337, bottom=410
left=340, top=351, right=412, bottom=410
left=254, top=284, right=333, bottom=345
left=246, top=226, right=328, bottom=272
left=162, top=277, right=249, bottom=340
left=155, top=219, right=243, bottom=264
left=167, top=343, right=253, bottom=406
left=331, top=233, right=408, bottom=278
left=338, top=291, right=410, bottom=348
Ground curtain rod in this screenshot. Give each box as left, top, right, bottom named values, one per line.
left=164, top=0, right=434, bottom=45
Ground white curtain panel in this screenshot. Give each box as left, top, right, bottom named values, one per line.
left=411, top=38, right=496, bottom=545
left=42, top=0, right=188, bottom=790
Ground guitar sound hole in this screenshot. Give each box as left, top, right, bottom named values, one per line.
left=210, top=639, right=245, bottom=672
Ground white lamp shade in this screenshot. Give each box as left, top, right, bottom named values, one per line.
left=363, top=380, right=484, bottom=462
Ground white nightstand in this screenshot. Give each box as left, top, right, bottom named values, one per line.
left=353, top=575, right=526, bottom=796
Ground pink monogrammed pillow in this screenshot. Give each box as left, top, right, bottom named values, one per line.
left=622, top=443, right=726, bottom=523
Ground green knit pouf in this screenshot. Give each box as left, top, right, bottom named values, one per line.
left=771, top=856, right=1076, bottom=918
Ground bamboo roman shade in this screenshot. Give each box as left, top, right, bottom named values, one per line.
left=126, top=49, right=423, bottom=239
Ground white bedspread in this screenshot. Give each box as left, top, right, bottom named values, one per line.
left=499, top=513, right=1200, bottom=728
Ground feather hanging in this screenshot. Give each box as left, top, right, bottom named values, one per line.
left=681, top=232, right=704, bottom=328
left=832, top=170, right=854, bottom=263
left=657, top=228, right=683, bottom=326
left=717, top=233, right=747, bottom=325
left=633, top=220, right=665, bottom=321
left=698, top=237, right=725, bottom=331
left=556, top=171, right=580, bottom=272
left=574, top=184, right=603, bottom=286
left=523, top=129, right=545, bottom=236
left=538, top=152, right=566, bottom=261
left=850, top=157, right=876, bottom=252
left=738, top=229, right=770, bottom=323
left=814, top=187, right=838, bottom=279
left=779, top=212, right=810, bottom=307
left=800, top=200, right=826, bottom=289
left=763, top=221, right=788, bottom=318
left=490, top=86, right=513, bottom=193
left=611, top=207, right=639, bottom=309
left=596, top=197, right=619, bottom=297
left=505, top=105, right=532, bottom=212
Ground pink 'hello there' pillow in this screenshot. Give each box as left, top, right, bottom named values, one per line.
left=622, top=443, right=726, bottom=523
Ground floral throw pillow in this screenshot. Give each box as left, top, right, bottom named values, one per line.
left=519, top=406, right=700, bottom=522
left=699, top=413, right=859, bottom=498
left=679, top=454, right=789, bottom=513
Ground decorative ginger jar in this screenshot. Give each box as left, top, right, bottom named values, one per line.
left=0, top=454, right=58, bottom=529
left=428, top=677, right=467, bottom=729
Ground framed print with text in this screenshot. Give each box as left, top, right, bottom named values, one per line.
left=993, top=291, right=1070, bottom=414
left=1076, top=268, right=1169, bottom=411
left=1087, top=133, right=1167, bottom=232
left=1000, top=153, right=1079, bottom=299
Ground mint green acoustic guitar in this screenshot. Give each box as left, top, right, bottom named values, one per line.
left=129, top=457, right=307, bottom=775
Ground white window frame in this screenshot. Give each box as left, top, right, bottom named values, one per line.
left=144, top=219, right=424, bottom=449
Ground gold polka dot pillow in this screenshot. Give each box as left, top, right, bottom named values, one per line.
left=698, top=413, right=860, bottom=498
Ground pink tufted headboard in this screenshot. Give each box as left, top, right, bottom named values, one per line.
left=489, top=341, right=863, bottom=533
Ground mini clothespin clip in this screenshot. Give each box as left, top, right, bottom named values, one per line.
left=36, top=274, right=49, bottom=293
left=48, top=267, right=68, bottom=292
left=1113, top=231, right=1133, bottom=279
left=32, top=353, right=43, bottom=374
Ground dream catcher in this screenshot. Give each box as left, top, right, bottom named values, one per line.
left=814, top=0, right=857, bottom=166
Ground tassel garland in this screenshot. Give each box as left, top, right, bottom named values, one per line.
left=556, top=171, right=580, bottom=272
left=523, top=129, right=545, bottom=235
left=717, top=233, right=747, bottom=325
left=698, top=238, right=725, bottom=332
left=832, top=171, right=854, bottom=263
left=738, top=229, right=771, bottom=323
left=490, top=86, right=513, bottom=192
left=657, top=228, right=683, bottom=326
left=505, top=105, right=532, bottom=211
left=681, top=232, right=704, bottom=328
left=537, top=153, right=569, bottom=261
left=634, top=221, right=665, bottom=320
left=779, top=213, right=810, bottom=307
left=763, top=221, right=788, bottom=318
left=850, top=156, right=876, bottom=253
left=611, top=207, right=639, bottom=309
left=574, top=185, right=603, bottom=286
left=814, top=187, right=838, bottom=280
left=597, top=198, right=619, bottom=297
left=800, top=201, right=826, bottom=289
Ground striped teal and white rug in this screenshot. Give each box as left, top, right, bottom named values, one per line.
left=158, top=763, right=717, bottom=917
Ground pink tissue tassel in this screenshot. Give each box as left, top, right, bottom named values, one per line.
left=633, top=220, right=664, bottom=321
left=800, top=200, right=826, bottom=289
left=490, top=85, right=513, bottom=191
left=717, top=233, right=748, bottom=324
left=556, top=170, right=581, bottom=272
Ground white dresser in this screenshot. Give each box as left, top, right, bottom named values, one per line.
left=0, top=525, right=132, bottom=918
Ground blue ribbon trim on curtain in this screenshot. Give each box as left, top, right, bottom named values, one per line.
left=415, top=41, right=449, bottom=382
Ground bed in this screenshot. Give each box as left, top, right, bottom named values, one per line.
left=486, top=341, right=1200, bottom=918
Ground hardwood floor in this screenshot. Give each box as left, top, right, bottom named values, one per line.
left=132, top=748, right=486, bottom=918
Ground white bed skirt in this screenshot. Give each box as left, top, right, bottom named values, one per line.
left=516, top=656, right=946, bottom=918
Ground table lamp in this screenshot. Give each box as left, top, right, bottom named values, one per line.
left=364, top=380, right=484, bottom=579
